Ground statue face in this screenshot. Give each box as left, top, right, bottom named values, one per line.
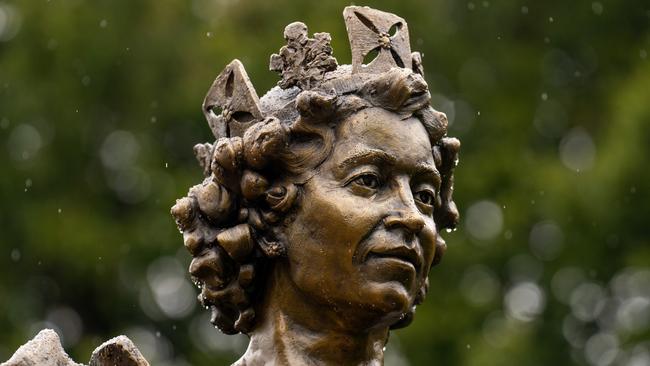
left=282, top=107, right=439, bottom=330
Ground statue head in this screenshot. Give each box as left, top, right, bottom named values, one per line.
left=171, top=4, right=460, bottom=351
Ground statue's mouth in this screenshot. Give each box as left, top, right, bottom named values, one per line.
left=365, top=245, right=421, bottom=273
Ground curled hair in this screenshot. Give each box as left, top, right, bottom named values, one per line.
left=171, top=67, right=460, bottom=334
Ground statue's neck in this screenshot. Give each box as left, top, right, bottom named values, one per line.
left=235, top=263, right=389, bottom=366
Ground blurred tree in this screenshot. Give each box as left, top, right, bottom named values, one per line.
left=1, top=0, right=648, bottom=365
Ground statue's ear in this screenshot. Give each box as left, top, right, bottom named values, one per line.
left=203, top=59, right=263, bottom=139
left=434, top=137, right=460, bottom=230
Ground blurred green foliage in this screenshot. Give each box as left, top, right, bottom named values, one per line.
left=1, top=0, right=649, bottom=365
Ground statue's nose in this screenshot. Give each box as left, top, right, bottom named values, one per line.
left=383, top=179, right=425, bottom=235
left=384, top=211, right=424, bottom=234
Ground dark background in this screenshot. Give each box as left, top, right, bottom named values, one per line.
left=1, top=0, right=649, bottom=365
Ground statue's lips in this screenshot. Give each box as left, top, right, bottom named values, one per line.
left=364, top=245, right=421, bottom=273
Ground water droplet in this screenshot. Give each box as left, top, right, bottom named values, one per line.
left=548, top=16, right=554, bottom=23
left=11, top=249, right=20, bottom=262
left=206, top=32, right=213, bottom=37
left=467, top=344, right=471, bottom=349
left=99, top=19, right=108, bottom=28
left=57, top=208, right=62, bottom=214
left=641, top=49, right=648, bottom=60
left=150, top=116, right=157, bottom=123
left=541, top=92, right=548, bottom=100
left=25, top=178, right=32, bottom=187
left=164, top=162, right=168, bottom=168
left=521, top=6, right=529, bottom=14
left=467, top=2, right=475, bottom=11
left=591, top=2, right=603, bottom=15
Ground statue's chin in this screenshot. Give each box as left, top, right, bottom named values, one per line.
left=339, top=281, right=416, bottom=331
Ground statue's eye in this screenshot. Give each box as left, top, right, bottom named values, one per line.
left=353, top=174, right=380, bottom=189
left=415, top=189, right=435, bottom=206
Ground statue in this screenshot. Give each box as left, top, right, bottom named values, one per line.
left=171, top=5, right=460, bottom=365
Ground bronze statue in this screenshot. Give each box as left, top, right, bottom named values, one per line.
left=171, top=6, right=460, bottom=365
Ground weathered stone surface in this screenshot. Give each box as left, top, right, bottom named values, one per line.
left=88, top=336, right=149, bottom=366
left=1, top=329, right=82, bottom=366
left=2, top=330, right=149, bottom=366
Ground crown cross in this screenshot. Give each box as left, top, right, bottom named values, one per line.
left=202, top=59, right=263, bottom=139
left=343, top=6, right=412, bottom=74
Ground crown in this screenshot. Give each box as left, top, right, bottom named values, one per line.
left=201, top=6, right=426, bottom=141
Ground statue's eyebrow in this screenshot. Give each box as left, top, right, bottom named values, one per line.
left=337, top=149, right=397, bottom=172
left=414, top=162, right=442, bottom=188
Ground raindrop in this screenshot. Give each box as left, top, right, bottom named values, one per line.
left=529, top=220, right=564, bottom=261
left=504, top=282, right=546, bottom=322
left=206, top=31, right=213, bottom=37
left=570, top=282, right=606, bottom=322
left=584, top=332, right=619, bottom=366
left=10, top=249, right=20, bottom=262
left=25, top=178, right=32, bottom=187
left=521, top=6, right=529, bottom=14
left=465, top=200, right=503, bottom=241
left=552, top=267, right=586, bottom=304
left=0, top=3, right=22, bottom=42
left=562, top=315, right=588, bottom=348
left=147, top=257, right=196, bottom=319
left=534, top=98, right=568, bottom=138
left=8, top=124, right=42, bottom=161
left=57, top=208, right=62, bottom=214
left=124, top=327, right=173, bottom=363
left=559, top=127, right=596, bottom=172
left=46, top=307, right=83, bottom=347
left=99, top=19, right=108, bottom=28
left=616, top=297, right=650, bottom=333
left=549, top=16, right=554, bottom=23
left=100, top=130, right=140, bottom=170
left=482, top=312, right=509, bottom=348
left=189, top=312, right=249, bottom=354
left=541, top=92, right=548, bottom=100
left=641, top=49, right=648, bottom=60
left=165, top=162, right=168, bottom=168
left=460, top=265, right=500, bottom=306
left=467, top=2, right=476, bottom=11
left=591, top=2, right=603, bottom=15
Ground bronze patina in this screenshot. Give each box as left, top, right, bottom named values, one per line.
left=171, top=6, right=460, bottom=365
